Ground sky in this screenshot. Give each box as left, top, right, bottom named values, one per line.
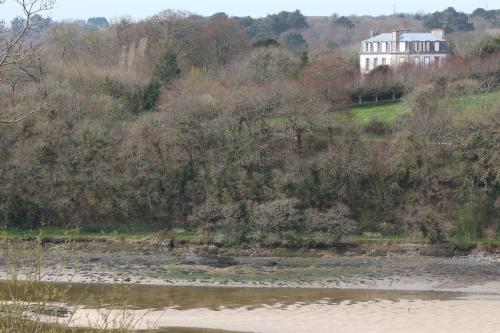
left=0, top=0, right=495, bottom=21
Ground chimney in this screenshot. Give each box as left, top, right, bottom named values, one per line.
left=431, top=28, right=445, bottom=39
left=392, top=30, right=399, bottom=42
left=370, top=30, right=374, bottom=38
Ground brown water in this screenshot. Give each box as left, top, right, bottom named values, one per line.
left=2, top=281, right=500, bottom=333
left=0, top=280, right=462, bottom=309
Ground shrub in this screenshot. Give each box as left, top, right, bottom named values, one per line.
left=306, top=204, right=358, bottom=243
left=252, top=198, right=305, bottom=234
left=143, top=80, right=161, bottom=110
left=102, top=76, right=145, bottom=112
left=363, top=119, right=393, bottom=136
left=247, top=46, right=294, bottom=82
left=404, top=84, right=441, bottom=113
left=417, top=213, right=444, bottom=244
left=447, top=79, right=481, bottom=97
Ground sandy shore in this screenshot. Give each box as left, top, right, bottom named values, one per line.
left=40, top=296, right=500, bottom=333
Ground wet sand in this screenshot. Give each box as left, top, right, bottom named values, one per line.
left=62, top=296, right=500, bottom=333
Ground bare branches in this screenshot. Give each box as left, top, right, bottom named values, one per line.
left=1, top=0, right=54, bottom=71
left=0, top=103, right=45, bottom=123
left=0, top=0, right=54, bottom=123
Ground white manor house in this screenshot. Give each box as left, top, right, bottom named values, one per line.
left=360, top=29, right=448, bottom=74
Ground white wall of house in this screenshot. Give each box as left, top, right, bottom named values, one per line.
left=360, top=53, right=448, bottom=73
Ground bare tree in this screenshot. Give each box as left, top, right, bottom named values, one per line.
left=198, top=17, right=247, bottom=67
left=0, top=0, right=55, bottom=123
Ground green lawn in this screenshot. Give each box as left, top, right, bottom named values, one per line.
left=337, top=89, right=500, bottom=125
left=348, top=91, right=500, bottom=124
left=268, top=90, right=500, bottom=129
left=346, top=101, right=408, bottom=124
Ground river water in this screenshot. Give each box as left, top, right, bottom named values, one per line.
left=2, top=281, right=499, bottom=333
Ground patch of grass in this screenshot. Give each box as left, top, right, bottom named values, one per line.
left=347, top=101, right=408, bottom=124
left=1, top=228, right=199, bottom=244
left=449, top=236, right=500, bottom=250
left=447, top=89, right=500, bottom=122
left=1, top=228, right=152, bottom=239
left=266, top=90, right=500, bottom=130
left=344, top=235, right=422, bottom=244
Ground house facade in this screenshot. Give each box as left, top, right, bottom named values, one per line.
left=359, top=29, right=448, bottom=74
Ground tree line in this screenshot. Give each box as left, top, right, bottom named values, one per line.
left=0, top=1, right=499, bottom=245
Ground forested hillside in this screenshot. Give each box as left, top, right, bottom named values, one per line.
left=0, top=5, right=499, bottom=246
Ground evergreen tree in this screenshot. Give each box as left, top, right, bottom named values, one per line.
left=143, top=80, right=161, bottom=111
left=423, top=7, right=474, bottom=33
left=283, top=32, right=307, bottom=52
left=333, top=16, right=355, bottom=29
left=154, top=46, right=181, bottom=84
left=143, top=46, right=181, bottom=111
left=300, top=51, right=309, bottom=68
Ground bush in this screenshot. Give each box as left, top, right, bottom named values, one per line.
left=247, top=46, right=294, bottom=81
left=102, top=76, right=145, bottom=112
left=447, top=79, right=481, bottom=97
left=252, top=198, right=305, bottom=234
left=306, top=204, right=358, bottom=243
left=404, top=84, right=441, bottom=113
left=143, top=80, right=161, bottom=110
left=418, top=213, right=444, bottom=244
left=363, top=119, right=393, bottom=136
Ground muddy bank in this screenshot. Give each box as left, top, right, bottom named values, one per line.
left=1, top=238, right=500, bottom=294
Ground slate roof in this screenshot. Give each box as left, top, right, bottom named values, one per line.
left=363, top=32, right=445, bottom=42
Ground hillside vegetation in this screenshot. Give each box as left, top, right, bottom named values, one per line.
left=0, top=7, right=499, bottom=248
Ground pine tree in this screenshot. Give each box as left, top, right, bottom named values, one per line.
left=143, top=80, right=161, bottom=111
left=154, top=46, right=181, bottom=84
left=143, top=46, right=181, bottom=111
left=300, top=51, right=309, bottom=68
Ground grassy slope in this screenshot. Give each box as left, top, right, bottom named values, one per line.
left=341, top=89, right=500, bottom=124
left=344, top=101, right=406, bottom=123
left=268, top=90, right=500, bottom=128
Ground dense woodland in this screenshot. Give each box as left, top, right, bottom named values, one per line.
left=0, top=4, right=499, bottom=246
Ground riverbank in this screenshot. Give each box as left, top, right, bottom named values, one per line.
left=1, top=236, right=500, bottom=294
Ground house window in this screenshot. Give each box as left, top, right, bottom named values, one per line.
left=434, top=56, right=440, bottom=66
left=374, top=58, right=378, bottom=67
left=382, top=58, right=386, bottom=65
left=381, top=42, right=387, bottom=53
left=414, top=57, right=420, bottom=66
left=399, top=56, right=406, bottom=64
left=374, top=42, right=379, bottom=52
left=435, top=42, right=440, bottom=52
left=370, top=43, right=373, bottom=52
left=424, top=56, right=431, bottom=66
left=426, top=42, right=431, bottom=52
left=365, top=58, right=370, bottom=71
left=399, top=41, right=406, bottom=52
